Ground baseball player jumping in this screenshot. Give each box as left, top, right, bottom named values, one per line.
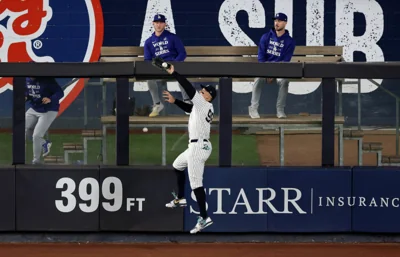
left=152, top=57, right=217, bottom=234
left=25, top=76, right=64, bottom=164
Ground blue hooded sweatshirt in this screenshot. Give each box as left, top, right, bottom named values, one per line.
left=257, top=28, right=296, bottom=63
left=144, top=30, right=186, bottom=61
left=25, top=77, right=64, bottom=113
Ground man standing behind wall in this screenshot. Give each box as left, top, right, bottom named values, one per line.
left=144, top=14, right=191, bottom=117
left=248, top=13, right=296, bottom=119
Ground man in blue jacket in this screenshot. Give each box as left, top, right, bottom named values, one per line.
left=144, top=14, right=190, bottom=117
left=25, top=76, right=64, bottom=164
left=248, top=13, right=296, bottom=119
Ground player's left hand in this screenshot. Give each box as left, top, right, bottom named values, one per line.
left=165, top=64, right=174, bottom=74
left=42, top=97, right=51, bottom=104
left=152, top=57, right=174, bottom=74
left=162, top=90, right=175, bottom=103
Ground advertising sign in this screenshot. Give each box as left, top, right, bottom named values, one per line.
left=99, top=166, right=183, bottom=231
left=16, top=165, right=100, bottom=231
left=12, top=165, right=400, bottom=233
left=267, top=168, right=352, bottom=232
left=184, top=167, right=268, bottom=232
left=352, top=167, right=400, bottom=232
left=184, top=167, right=352, bottom=233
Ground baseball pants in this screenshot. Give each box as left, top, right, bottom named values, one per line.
left=173, top=140, right=212, bottom=189
left=250, top=77, right=289, bottom=110
left=25, top=108, right=58, bottom=163
left=148, top=80, right=190, bottom=105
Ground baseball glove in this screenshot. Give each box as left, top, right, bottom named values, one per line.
left=151, top=56, right=171, bottom=72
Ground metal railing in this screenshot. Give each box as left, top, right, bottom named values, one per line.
left=337, top=77, right=399, bottom=155
left=368, top=79, right=400, bottom=155
left=8, top=61, right=400, bottom=166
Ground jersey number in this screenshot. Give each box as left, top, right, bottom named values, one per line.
left=205, top=109, right=213, bottom=123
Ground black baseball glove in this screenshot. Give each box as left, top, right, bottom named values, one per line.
left=151, top=56, right=171, bottom=72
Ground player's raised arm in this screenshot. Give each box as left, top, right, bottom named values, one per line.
left=155, top=60, right=196, bottom=99
left=163, top=90, right=193, bottom=113
left=167, top=66, right=209, bottom=108
left=152, top=57, right=217, bottom=108
left=170, top=71, right=196, bottom=99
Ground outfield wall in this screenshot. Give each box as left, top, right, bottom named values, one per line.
left=2, top=165, right=400, bottom=234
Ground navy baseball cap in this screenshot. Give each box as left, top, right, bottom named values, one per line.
left=273, top=13, right=288, bottom=22
left=153, top=14, right=166, bottom=22
left=201, top=84, right=217, bottom=102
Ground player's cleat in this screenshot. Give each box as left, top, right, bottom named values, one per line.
left=248, top=106, right=260, bottom=119
left=165, top=192, right=187, bottom=208
left=190, top=216, right=213, bottom=234
left=149, top=103, right=164, bottom=117
left=42, top=140, right=52, bottom=157
left=165, top=198, right=187, bottom=208
left=277, top=108, right=287, bottom=119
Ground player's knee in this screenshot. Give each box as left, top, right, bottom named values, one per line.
left=190, top=183, right=203, bottom=190
left=172, top=165, right=185, bottom=171
left=32, top=133, right=44, bottom=141
left=191, top=184, right=202, bottom=191
left=173, top=166, right=185, bottom=172
left=172, top=161, right=185, bottom=171
left=278, top=79, right=289, bottom=87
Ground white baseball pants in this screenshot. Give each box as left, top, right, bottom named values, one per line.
left=173, top=140, right=212, bottom=189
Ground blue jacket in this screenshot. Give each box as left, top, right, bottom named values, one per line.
left=25, top=77, right=64, bottom=113
left=144, top=30, right=186, bottom=61
left=257, top=28, right=296, bottom=63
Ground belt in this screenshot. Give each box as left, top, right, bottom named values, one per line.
left=190, top=139, right=209, bottom=143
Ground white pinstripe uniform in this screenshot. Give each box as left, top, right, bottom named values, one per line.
left=172, top=92, right=214, bottom=189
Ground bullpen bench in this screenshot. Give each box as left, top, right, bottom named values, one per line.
left=100, top=45, right=343, bottom=81
left=100, top=45, right=343, bottom=63
left=100, top=45, right=347, bottom=114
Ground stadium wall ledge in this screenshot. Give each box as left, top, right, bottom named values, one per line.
left=0, top=165, right=398, bottom=243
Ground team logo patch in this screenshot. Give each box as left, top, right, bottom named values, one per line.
left=202, top=144, right=210, bottom=150
left=0, top=0, right=104, bottom=116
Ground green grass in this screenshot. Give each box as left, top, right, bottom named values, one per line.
left=1, top=133, right=260, bottom=166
